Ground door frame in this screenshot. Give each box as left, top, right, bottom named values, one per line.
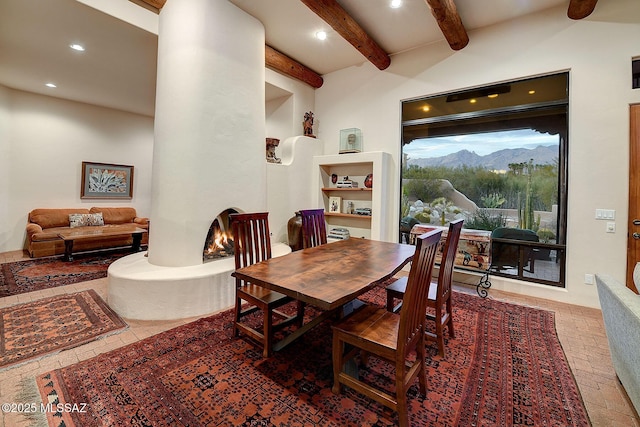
left=627, top=103, right=640, bottom=293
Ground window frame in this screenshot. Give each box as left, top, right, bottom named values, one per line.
left=399, top=72, right=569, bottom=287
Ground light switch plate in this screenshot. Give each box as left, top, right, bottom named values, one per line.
left=595, top=209, right=615, bottom=220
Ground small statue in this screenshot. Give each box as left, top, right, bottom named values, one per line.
left=303, top=111, right=316, bottom=138
left=266, top=138, right=281, bottom=163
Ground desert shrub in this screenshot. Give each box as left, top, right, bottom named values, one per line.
left=464, top=209, right=506, bottom=231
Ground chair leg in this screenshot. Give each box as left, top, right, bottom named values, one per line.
left=296, top=301, right=305, bottom=327
left=386, top=292, right=395, bottom=312
left=262, top=305, right=273, bottom=358
left=233, top=296, right=242, bottom=337
left=435, top=306, right=445, bottom=358
left=446, top=298, right=455, bottom=338
left=396, top=359, right=410, bottom=427
left=332, top=333, right=343, bottom=395
left=416, top=334, right=427, bottom=396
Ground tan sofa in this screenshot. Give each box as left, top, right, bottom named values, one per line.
left=26, top=207, right=149, bottom=258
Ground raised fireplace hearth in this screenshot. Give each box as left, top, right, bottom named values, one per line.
left=107, top=0, right=272, bottom=321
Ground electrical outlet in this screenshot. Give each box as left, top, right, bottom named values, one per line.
left=584, top=274, right=594, bottom=285
left=606, top=222, right=616, bottom=233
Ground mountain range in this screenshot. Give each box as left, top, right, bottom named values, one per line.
left=406, top=145, right=558, bottom=171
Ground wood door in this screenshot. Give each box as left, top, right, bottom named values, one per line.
left=627, top=104, right=640, bottom=293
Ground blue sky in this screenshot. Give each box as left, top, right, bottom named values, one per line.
left=404, top=129, right=559, bottom=159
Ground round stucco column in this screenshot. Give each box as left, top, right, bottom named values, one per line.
left=149, top=0, right=266, bottom=267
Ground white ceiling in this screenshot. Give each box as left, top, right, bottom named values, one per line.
left=0, top=0, right=568, bottom=117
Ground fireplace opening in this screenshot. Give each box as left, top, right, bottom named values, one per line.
left=203, top=209, right=238, bottom=262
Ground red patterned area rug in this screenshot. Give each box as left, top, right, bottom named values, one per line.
left=35, top=288, right=590, bottom=427
left=0, top=250, right=132, bottom=297
left=1, top=290, right=126, bottom=370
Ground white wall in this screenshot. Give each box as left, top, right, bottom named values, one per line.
left=2, top=87, right=154, bottom=253
left=265, top=68, right=316, bottom=142
left=0, top=85, right=10, bottom=250
left=264, top=68, right=319, bottom=245
left=314, top=1, right=640, bottom=308
left=267, top=136, right=323, bottom=244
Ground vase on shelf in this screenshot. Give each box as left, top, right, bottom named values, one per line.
left=364, top=173, right=373, bottom=188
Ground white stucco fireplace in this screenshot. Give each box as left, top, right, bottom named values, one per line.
left=107, top=0, right=284, bottom=320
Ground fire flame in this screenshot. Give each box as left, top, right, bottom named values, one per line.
left=205, top=230, right=233, bottom=254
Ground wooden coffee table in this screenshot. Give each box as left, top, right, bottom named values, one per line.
left=57, top=226, right=147, bottom=262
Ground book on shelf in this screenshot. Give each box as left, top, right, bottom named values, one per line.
left=328, top=228, right=350, bottom=240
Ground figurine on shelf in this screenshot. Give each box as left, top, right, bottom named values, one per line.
left=266, top=137, right=281, bottom=163
left=303, top=111, right=316, bottom=138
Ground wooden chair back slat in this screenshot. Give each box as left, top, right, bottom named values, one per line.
left=299, top=209, right=327, bottom=249
left=436, top=218, right=464, bottom=303
left=230, top=212, right=272, bottom=270
left=397, top=229, right=442, bottom=355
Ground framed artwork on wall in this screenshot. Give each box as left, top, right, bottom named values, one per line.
left=81, top=161, right=134, bottom=199
left=329, top=196, right=342, bottom=213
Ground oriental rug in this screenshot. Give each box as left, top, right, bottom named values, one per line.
left=0, top=250, right=131, bottom=297
left=35, top=287, right=590, bottom=427
left=1, top=290, right=126, bottom=370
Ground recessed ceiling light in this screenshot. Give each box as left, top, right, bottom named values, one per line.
left=469, top=98, right=477, bottom=104
left=528, top=90, right=536, bottom=95
left=69, top=43, right=85, bottom=52
left=390, top=0, right=402, bottom=8
left=488, top=93, right=499, bottom=98
left=422, top=105, right=431, bottom=112
left=45, top=83, right=57, bottom=88
left=315, top=31, right=327, bottom=41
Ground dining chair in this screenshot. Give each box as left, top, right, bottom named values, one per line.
left=386, top=218, right=464, bottom=358
left=331, top=229, right=442, bottom=427
left=230, top=212, right=301, bottom=358
left=299, top=208, right=327, bottom=249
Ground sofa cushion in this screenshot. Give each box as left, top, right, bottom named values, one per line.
left=89, top=207, right=137, bottom=224
left=69, top=212, right=104, bottom=228
left=29, top=208, right=90, bottom=229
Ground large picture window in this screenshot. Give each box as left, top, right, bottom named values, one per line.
left=401, top=73, right=568, bottom=287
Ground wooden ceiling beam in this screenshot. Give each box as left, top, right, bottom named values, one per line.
left=425, top=0, right=469, bottom=51
left=130, top=0, right=323, bottom=88
left=300, top=0, right=391, bottom=70
left=131, top=0, right=165, bottom=12
left=567, top=0, right=598, bottom=20
left=266, top=45, right=324, bottom=88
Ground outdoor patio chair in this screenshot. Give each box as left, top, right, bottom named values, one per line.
left=490, top=227, right=538, bottom=273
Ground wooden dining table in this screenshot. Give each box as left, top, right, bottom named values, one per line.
left=232, top=237, right=416, bottom=352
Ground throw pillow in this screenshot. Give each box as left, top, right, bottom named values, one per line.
left=69, top=212, right=104, bottom=228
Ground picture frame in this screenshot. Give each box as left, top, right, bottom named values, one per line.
left=81, top=161, right=134, bottom=199
left=329, top=196, right=342, bottom=213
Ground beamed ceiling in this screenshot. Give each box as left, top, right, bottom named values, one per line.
left=0, top=0, right=599, bottom=116
left=138, top=0, right=597, bottom=88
